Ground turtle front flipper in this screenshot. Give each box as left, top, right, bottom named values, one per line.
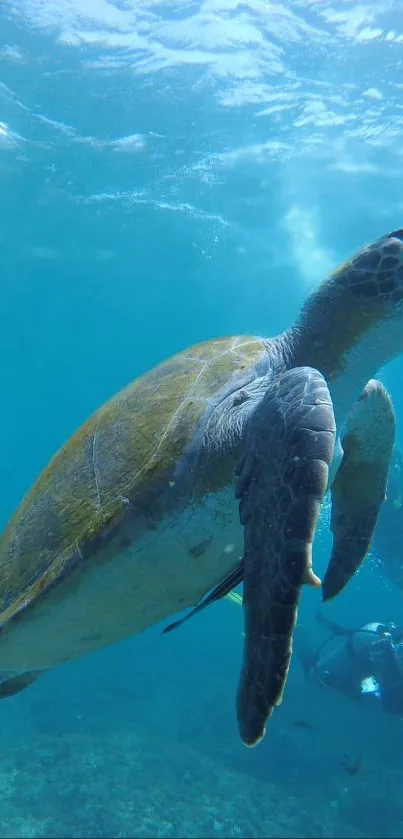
left=322, top=379, right=395, bottom=601
left=235, top=366, right=336, bottom=747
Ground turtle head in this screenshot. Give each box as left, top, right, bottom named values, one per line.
left=289, top=229, right=403, bottom=411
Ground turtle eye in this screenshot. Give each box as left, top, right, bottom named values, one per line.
left=388, top=229, right=403, bottom=241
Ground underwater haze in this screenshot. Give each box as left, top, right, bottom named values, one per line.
left=2, top=0, right=403, bottom=836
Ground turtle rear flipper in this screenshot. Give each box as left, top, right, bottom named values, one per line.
left=0, top=671, right=41, bottom=698
left=235, top=366, right=336, bottom=747
left=322, top=378, right=395, bottom=601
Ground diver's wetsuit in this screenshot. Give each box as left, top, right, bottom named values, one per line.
left=310, top=621, right=403, bottom=716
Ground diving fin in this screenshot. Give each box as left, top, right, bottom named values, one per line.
left=315, top=610, right=356, bottom=636
left=294, top=634, right=319, bottom=679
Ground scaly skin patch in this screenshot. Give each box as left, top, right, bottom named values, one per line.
left=292, top=235, right=403, bottom=381
left=0, top=336, right=266, bottom=622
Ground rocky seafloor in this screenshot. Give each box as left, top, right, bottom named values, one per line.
left=0, top=581, right=403, bottom=839
left=0, top=722, right=373, bottom=838
left=1, top=643, right=402, bottom=839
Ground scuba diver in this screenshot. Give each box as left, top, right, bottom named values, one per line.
left=163, top=555, right=403, bottom=718
left=298, top=612, right=403, bottom=717
left=373, top=443, right=403, bottom=590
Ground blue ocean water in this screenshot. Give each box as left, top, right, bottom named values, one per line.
left=2, top=1, right=403, bottom=836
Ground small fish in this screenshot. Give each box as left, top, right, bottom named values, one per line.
left=341, top=753, right=363, bottom=775
left=162, top=560, right=244, bottom=634
left=292, top=719, right=316, bottom=732
left=189, top=537, right=214, bottom=559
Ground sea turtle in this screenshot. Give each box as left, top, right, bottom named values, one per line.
left=0, top=229, right=401, bottom=747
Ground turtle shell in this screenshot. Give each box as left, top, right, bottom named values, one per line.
left=0, top=335, right=266, bottom=624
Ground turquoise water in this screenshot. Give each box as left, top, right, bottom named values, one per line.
left=2, top=1, right=403, bottom=836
